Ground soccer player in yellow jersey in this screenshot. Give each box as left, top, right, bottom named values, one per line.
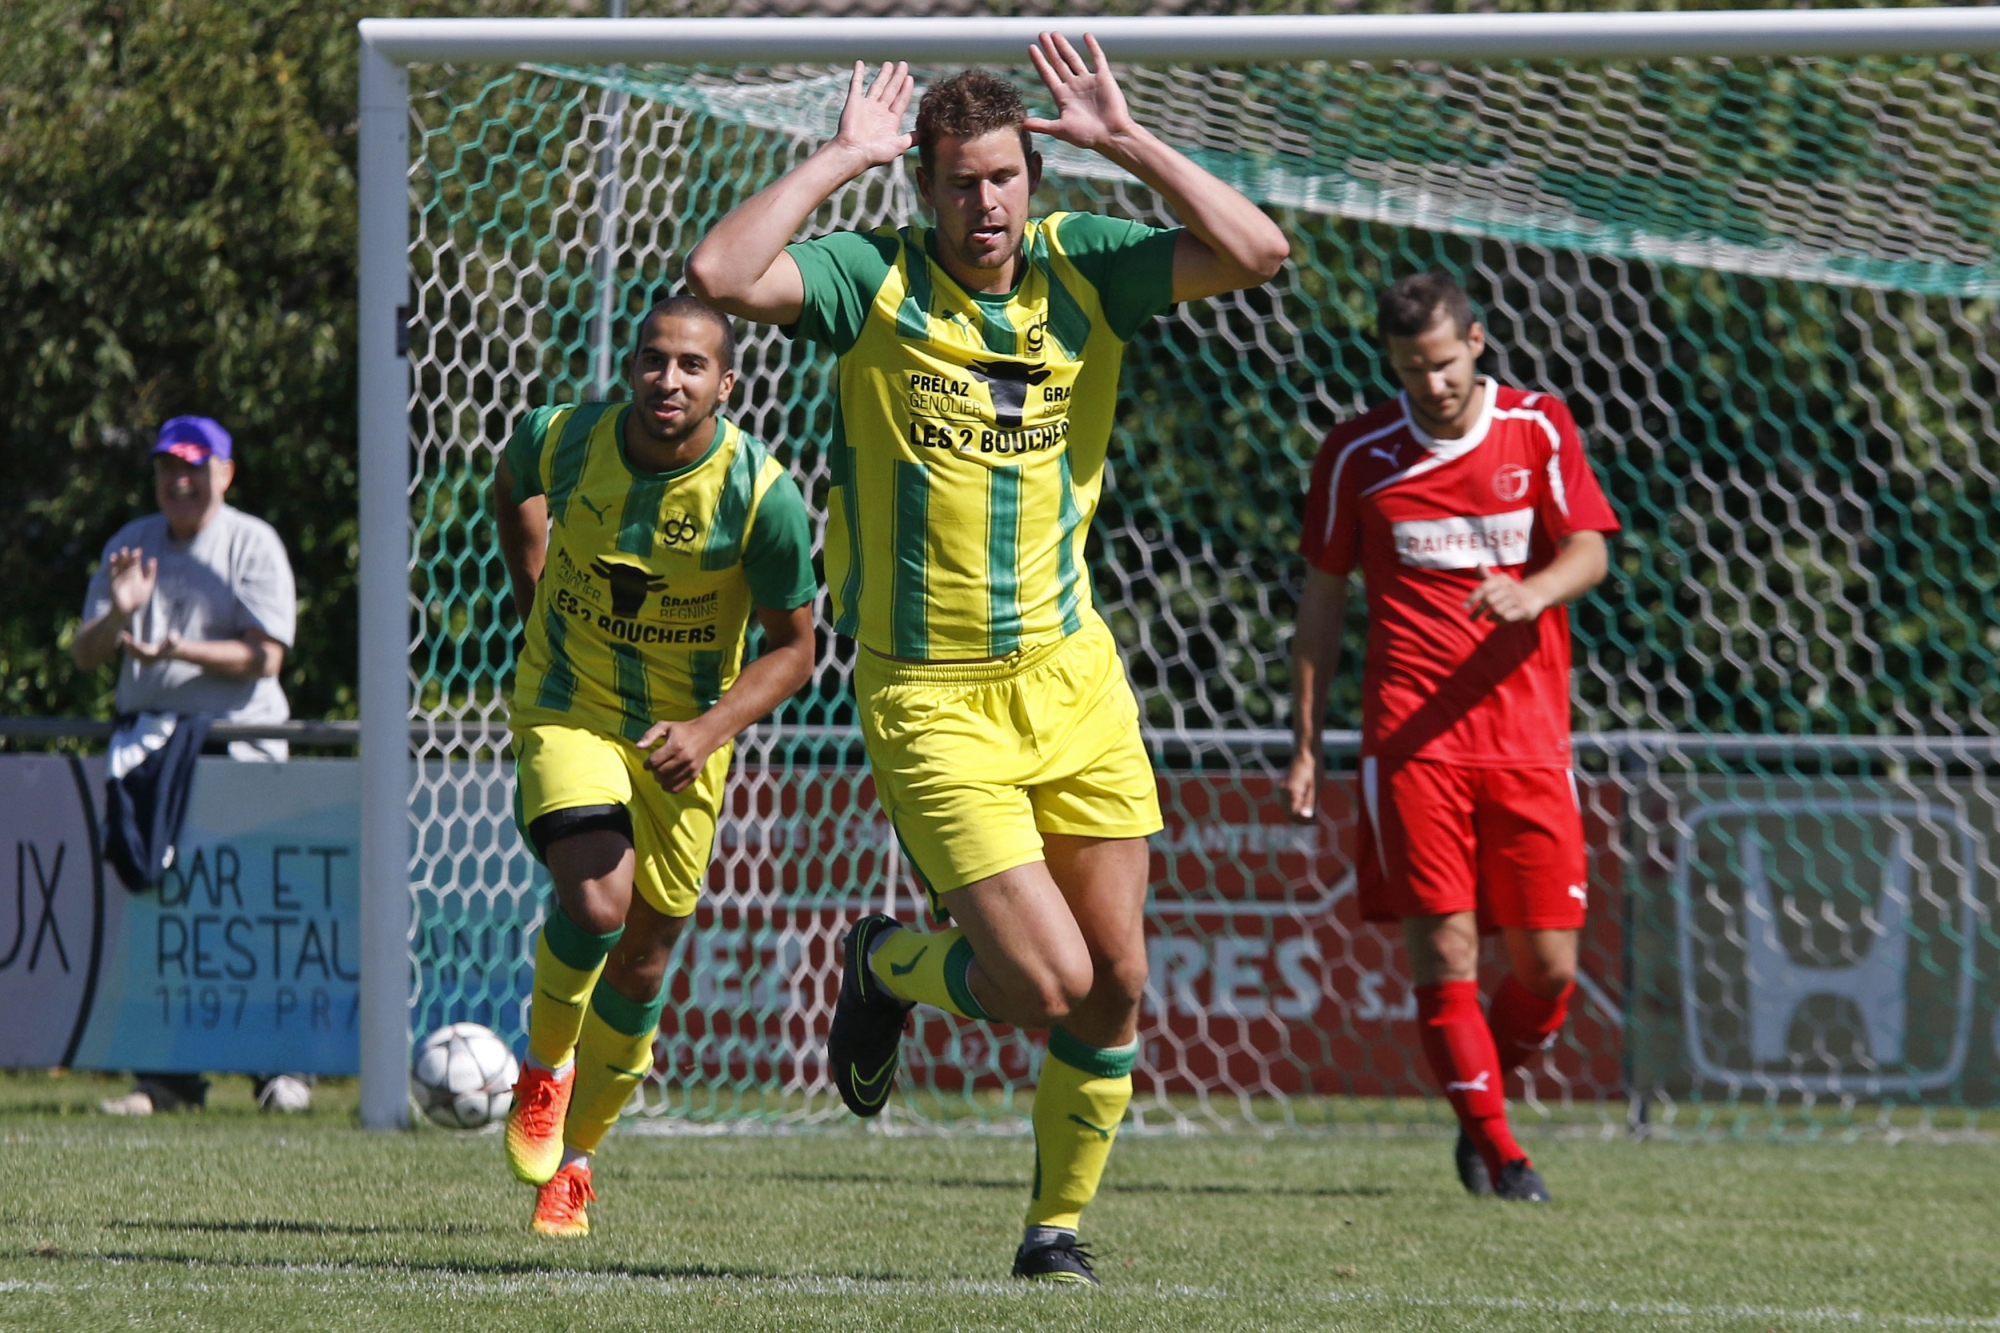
left=688, top=37, right=1287, bottom=1283
left=492, top=296, right=817, bottom=1237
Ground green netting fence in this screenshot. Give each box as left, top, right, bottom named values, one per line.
left=402, top=53, right=2000, bottom=1137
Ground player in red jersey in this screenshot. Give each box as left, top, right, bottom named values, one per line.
left=1285, top=272, right=1619, bottom=1201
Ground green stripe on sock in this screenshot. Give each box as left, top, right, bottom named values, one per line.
left=1047, top=1027, right=1136, bottom=1080
left=987, top=466, right=1021, bottom=656
left=613, top=643, right=651, bottom=741
left=542, top=903, right=623, bottom=972
left=589, top=976, right=667, bottom=1037
left=943, top=934, right=991, bottom=1022
left=892, top=459, right=929, bottom=658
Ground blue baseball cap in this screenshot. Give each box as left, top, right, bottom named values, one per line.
left=151, top=416, right=233, bottom=465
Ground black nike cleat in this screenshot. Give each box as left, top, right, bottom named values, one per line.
left=827, top=913, right=913, bottom=1118
left=1495, top=1158, right=1551, bottom=1202
left=1455, top=1128, right=1494, bottom=1196
left=1012, top=1233, right=1100, bottom=1286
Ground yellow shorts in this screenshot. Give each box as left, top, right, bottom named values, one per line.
left=855, top=615, right=1163, bottom=912
left=510, top=719, right=732, bottom=919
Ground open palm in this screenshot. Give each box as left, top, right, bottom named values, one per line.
left=833, top=61, right=915, bottom=169
left=1024, top=33, right=1135, bottom=153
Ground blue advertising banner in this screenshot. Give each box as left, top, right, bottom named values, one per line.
left=0, top=755, right=361, bottom=1074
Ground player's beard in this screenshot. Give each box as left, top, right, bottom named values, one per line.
left=942, top=219, right=1024, bottom=284
left=636, top=395, right=717, bottom=448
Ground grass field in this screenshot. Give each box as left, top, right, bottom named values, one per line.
left=3, top=1072, right=1997, bottom=1332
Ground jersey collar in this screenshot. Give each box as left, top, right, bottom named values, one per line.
left=1399, top=376, right=1496, bottom=466
left=617, top=408, right=732, bottom=482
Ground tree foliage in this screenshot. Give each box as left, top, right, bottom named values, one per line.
left=0, top=0, right=567, bottom=725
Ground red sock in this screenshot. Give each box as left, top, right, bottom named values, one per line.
left=1415, top=980, right=1523, bottom=1179
left=1488, top=976, right=1574, bottom=1076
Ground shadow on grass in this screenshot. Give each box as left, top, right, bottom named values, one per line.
left=763, top=1172, right=1391, bottom=1199
left=24, top=1246, right=903, bottom=1285
left=107, top=1219, right=501, bottom=1238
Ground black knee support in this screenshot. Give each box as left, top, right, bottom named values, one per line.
left=528, top=803, right=634, bottom=860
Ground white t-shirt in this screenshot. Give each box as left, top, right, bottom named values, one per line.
left=83, top=505, right=297, bottom=729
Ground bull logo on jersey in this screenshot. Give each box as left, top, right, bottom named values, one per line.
left=590, top=558, right=668, bottom=617
left=965, top=359, right=1053, bottom=430
left=1493, top=464, right=1533, bottom=503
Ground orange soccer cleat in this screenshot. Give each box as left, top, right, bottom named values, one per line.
left=505, top=1061, right=574, bottom=1185
left=531, top=1158, right=595, bottom=1237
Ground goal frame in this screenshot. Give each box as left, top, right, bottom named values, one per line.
left=354, top=8, right=2000, bottom=1129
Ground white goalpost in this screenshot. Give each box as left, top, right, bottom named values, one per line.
left=356, top=11, right=2000, bottom=1132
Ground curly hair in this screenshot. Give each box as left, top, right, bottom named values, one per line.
left=914, top=69, right=1033, bottom=175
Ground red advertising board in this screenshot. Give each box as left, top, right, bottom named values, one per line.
left=650, top=767, right=1626, bottom=1103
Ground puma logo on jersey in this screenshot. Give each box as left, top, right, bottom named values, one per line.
left=1369, top=445, right=1401, bottom=466
left=1568, top=884, right=1588, bottom=903
left=964, top=359, right=1054, bottom=430
left=574, top=494, right=610, bottom=523
left=1445, top=1071, right=1491, bottom=1094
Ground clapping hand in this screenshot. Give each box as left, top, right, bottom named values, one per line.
left=106, top=547, right=158, bottom=619
left=832, top=61, right=915, bottom=170
left=1024, top=33, right=1137, bottom=154
left=118, top=629, right=183, bottom=664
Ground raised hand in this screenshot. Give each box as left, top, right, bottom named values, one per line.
left=1024, top=32, right=1137, bottom=154
left=107, top=547, right=158, bottom=619
left=832, top=61, right=915, bottom=169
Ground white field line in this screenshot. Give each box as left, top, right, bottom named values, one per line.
left=7, top=1268, right=1998, bottom=1327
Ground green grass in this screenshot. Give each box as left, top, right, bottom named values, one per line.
left=3, top=1072, right=1997, bottom=1332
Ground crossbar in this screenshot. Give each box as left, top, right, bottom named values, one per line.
left=359, top=11, right=2000, bottom=66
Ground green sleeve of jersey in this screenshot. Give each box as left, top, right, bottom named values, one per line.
left=741, top=470, right=819, bottom=610
left=505, top=405, right=563, bottom=504
left=784, top=228, right=901, bottom=355
left=1055, top=212, right=1181, bottom=342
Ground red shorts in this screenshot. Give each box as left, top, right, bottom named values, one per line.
left=1355, top=757, right=1588, bottom=931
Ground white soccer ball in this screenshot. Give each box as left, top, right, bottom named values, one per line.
left=410, top=1022, right=519, bottom=1130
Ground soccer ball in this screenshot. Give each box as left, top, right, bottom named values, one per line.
left=410, top=1022, right=519, bottom=1130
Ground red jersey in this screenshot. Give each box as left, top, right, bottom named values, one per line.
left=1300, top=379, right=1620, bottom=768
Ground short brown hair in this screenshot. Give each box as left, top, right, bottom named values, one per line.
left=914, top=69, right=1032, bottom=175
left=1377, top=271, right=1476, bottom=340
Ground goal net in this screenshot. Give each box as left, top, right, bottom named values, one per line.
left=397, top=41, right=2000, bottom=1136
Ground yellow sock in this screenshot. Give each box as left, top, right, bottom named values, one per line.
left=1024, top=1029, right=1137, bottom=1232
left=868, top=925, right=990, bottom=1020
left=526, top=904, right=623, bottom=1069
left=562, top=978, right=664, bottom=1154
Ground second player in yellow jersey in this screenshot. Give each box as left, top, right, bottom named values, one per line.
left=492, top=296, right=817, bottom=1239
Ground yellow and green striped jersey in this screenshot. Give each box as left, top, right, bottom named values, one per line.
left=787, top=211, right=1178, bottom=660
left=503, top=404, right=816, bottom=741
